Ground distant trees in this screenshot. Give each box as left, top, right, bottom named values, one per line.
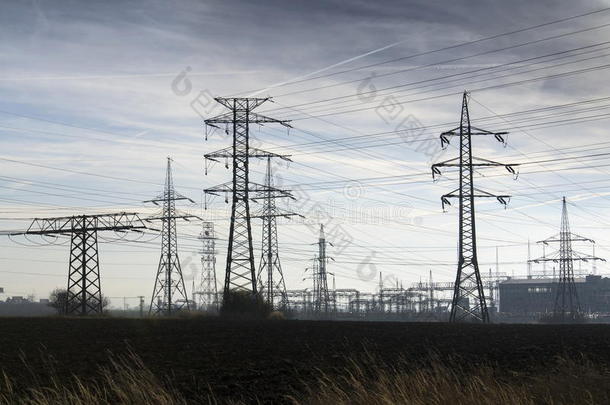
left=48, top=288, right=67, bottom=314
left=101, top=295, right=111, bottom=311
left=47, top=288, right=110, bottom=315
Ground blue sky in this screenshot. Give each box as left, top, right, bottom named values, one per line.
left=1, top=0, right=610, bottom=308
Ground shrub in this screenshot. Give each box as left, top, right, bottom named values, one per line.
left=267, top=311, right=285, bottom=320
left=220, top=290, right=272, bottom=318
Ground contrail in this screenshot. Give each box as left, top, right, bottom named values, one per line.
left=246, top=39, right=411, bottom=96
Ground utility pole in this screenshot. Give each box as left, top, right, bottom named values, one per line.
left=138, top=296, right=144, bottom=317
left=194, top=222, right=218, bottom=311
left=254, top=157, right=300, bottom=310
left=488, top=268, right=494, bottom=310
left=527, top=238, right=532, bottom=278
left=496, top=246, right=499, bottom=277
left=9, top=213, right=148, bottom=315
left=593, top=243, right=597, bottom=275
left=378, top=272, right=384, bottom=313
left=431, top=91, right=518, bottom=323
left=543, top=244, right=547, bottom=277
left=191, top=279, right=195, bottom=309
left=203, top=97, right=291, bottom=305
left=146, top=157, right=198, bottom=316
left=530, top=197, right=605, bottom=321
left=429, top=270, right=434, bottom=312
left=332, top=274, right=337, bottom=313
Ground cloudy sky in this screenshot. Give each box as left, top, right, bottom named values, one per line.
left=1, top=0, right=610, bottom=308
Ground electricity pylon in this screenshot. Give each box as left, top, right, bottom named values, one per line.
left=254, top=157, right=301, bottom=310
left=146, top=157, right=199, bottom=316
left=203, top=97, right=291, bottom=304
left=529, top=197, right=605, bottom=321
left=10, top=213, right=148, bottom=315
left=194, top=221, right=218, bottom=310
left=309, top=225, right=332, bottom=314
left=431, top=91, right=518, bottom=323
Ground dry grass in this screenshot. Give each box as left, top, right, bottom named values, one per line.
left=0, top=351, right=191, bottom=405
left=290, top=353, right=610, bottom=405
left=0, top=350, right=608, bottom=404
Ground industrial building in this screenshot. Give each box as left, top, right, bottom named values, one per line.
left=499, top=275, right=610, bottom=315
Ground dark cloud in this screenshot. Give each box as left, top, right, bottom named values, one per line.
left=4, top=0, right=607, bottom=78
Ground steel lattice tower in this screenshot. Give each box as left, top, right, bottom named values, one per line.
left=68, top=217, right=101, bottom=315
left=432, top=91, right=518, bottom=323
left=529, top=197, right=605, bottom=321
left=10, top=213, right=148, bottom=315
left=147, top=157, right=198, bottom=316
left=255, top=157, right=300, bottom=309
left=194, top=221, right=218, bottom=310
left=313, top=225, right=331, bottom=313
left=259, top=157, right=286, bottom=307
left=203, top=97, right=291, bottom=303
left=557, top=198, right=579, bottom=319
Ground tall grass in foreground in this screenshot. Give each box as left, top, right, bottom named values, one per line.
left=0, top=352, right=191, bottom=405
left=292, top=354, right=610, bottom=405
left=0, top=351, right=609, bottom=404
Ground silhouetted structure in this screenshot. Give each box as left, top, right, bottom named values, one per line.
left=203, top=97, right=291, bottom=304
left=11, top=213, right=148, bottom=315
left=147, top=158, right=198, bottom=316
left=194, top=222, right=218, bottom=310
left=529, top=197, right=605, bottom=321
left=255, top=157, right=300, bottom=309
left=313, top=225, right=332, bottom=314
left=432, top=91, right=518, bottom=323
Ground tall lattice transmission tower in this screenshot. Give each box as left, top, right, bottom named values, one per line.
left=203, top=97, right=291, bottom=304
left=529, top=197, right=605, bottom=321
left=255, top=157, right=300, bottom=309
left=431, top=91, right=518, bottom=323
left=9, top=213, right=148, bottom=315
left=194, top=222, right=218, bottom=310
left=146, top=157, right=199, bottom=316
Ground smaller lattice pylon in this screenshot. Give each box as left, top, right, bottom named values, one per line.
left=145, top=157, right=200, bottom=316
left=305, top=225, right=334, bottom=315
left=252, top=156, right=302, bottom=310
left=529, top=197, right=605, bottom=321
left=194, top=221, right=219, bottom=311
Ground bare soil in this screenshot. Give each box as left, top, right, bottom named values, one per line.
left=0, top=318, right=609, bottom=403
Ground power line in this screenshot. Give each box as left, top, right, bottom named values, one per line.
left=242, top=6, right=610, bottom=93
left=267, top=30, right=610, bottom=111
